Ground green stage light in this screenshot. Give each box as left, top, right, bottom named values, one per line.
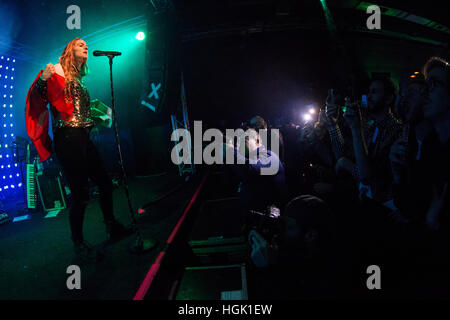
left=136, top=32, right=145, bottom=41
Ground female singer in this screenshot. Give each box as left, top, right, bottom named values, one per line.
left=25, top=38, right=130, bottom=259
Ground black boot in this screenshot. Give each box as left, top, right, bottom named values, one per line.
left=105, top=220, right=134, bottom=243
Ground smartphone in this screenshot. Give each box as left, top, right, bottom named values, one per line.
left=361, top=94, right=368, bottom=108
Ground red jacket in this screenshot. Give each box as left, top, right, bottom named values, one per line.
left=25, top=71, right=75, bottom=161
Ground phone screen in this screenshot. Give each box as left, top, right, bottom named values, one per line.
left=361, top=94, right=368, bottom=108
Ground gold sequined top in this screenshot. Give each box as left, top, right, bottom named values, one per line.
left=51, top=79, right=95, bottom=129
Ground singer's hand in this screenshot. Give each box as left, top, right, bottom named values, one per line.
left=41, top=63, right=55, bottom=81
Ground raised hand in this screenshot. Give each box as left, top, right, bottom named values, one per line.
left=343, top=97, right=361, bottom=130
left=325, top=89, right=339, bottom=126
left=40, top=63, right=55, bottom=81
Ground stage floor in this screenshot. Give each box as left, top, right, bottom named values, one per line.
left=0, top=171, right=200, bottom=300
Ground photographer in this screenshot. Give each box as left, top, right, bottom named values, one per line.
left=249, top=115, right=285, bottom=164
left=223, top=123, right=287, bottom=213
left=297, top=109, right=341, bottom=203
left=326, top=77, right=402, bottom=203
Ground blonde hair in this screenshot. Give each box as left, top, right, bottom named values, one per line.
left=58, top=38, right=88, bottom=101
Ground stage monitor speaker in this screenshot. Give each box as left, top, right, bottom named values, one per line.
left=36, top=171, right=67, bottom=212
left=175, top=264, right=248, bottom=300
left=188, top=198, right=248, bottom=265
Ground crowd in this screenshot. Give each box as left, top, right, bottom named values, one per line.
left=222, top=56, right=450, bottom=297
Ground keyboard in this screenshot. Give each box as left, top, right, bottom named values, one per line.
left=26, top=163, right=37, bottom=209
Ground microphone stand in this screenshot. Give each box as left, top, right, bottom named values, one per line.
left=105, top=55, right=156, bottom=253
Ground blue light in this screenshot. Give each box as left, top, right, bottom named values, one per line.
left=12, top=214, right=32, bottom=222
left=1, top=55, right=18, bottom=195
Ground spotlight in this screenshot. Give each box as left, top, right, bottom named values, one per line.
left=309, top=108, right=316, bottom=114
left=136, top=32, right=145, bottom=41
left=303, top=113, right=312, bottom=122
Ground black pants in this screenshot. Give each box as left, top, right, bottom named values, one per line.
left=54, top=127, right=114, bottom=244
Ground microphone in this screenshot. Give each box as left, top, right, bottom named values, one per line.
left=93, top=50, right=122, bottom=57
